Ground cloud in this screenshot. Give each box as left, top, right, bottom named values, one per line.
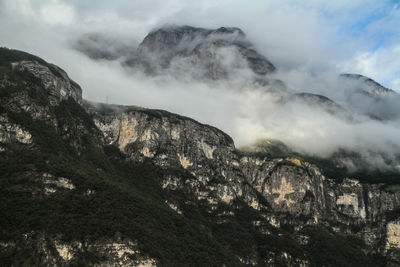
left=52, top=46, right=400, bottom=171
left=2, top=0, right=398, bottom=76
left=342, top=45, right=400, bottom=92
left=39, top=0, right=75, bottom=26
left=1, top=0, right=75, bottom=26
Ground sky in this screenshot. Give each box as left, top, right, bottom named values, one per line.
left=1, top=0, right=400, bottom=170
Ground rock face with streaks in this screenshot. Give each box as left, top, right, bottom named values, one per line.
left=86, top=103, right=261, bottom=210
left=11, top=60, right=82, bottom=106
left=86, top=99, right=400, bottom=265
left=0, top=115, right=32, bottom=145
left=0, top=233, right=156, bottom=267
left=72, top=25, right=400, bottom=124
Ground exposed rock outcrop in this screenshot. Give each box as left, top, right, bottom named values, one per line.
left=86, top=100, right=400, bottom=264
left=11, top=60, right=82, bottom=105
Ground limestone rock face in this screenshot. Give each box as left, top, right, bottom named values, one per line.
left=0, top=234, right=156, bottom=267
left=12, top=60, right=82, bottom=105
left=86, top=100, right=400, bottom=263
left=0, top=115, right=32, bottom=145
left=86, top=103, right=260, bottom=209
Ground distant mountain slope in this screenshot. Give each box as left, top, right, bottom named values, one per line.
left=340, top=73, right=396, bottom=97
left=72, top=33, right=133, bottom=61
left=339, top=73, right=400, bottom=121
left=73, top=25, right=276, bottom=80
left=293, top=92, right=353, bottom=120
left=127, top=25, right=276, bottom=79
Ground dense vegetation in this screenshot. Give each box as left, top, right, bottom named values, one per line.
left=0, top=100, right=240, bottom=265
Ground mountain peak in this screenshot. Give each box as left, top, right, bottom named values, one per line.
left=340, top=73, right=396, bottom=97
left=0, top=47, right=82, bottom=105
left=127, top=25, right=275, bottom=79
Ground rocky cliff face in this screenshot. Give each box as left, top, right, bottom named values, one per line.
left=11, top=60, right=82, bottom=105
left=86, top=100, right=400, bottom=265
left=2, top=48, right=400, bottom=265
left=0, top=48, right=159, bottom=266
left=0, top=51, right=82, bottom=145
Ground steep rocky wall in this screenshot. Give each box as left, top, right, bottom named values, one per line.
left=0, top=60, right=83, bottom=150
left=87, top=103, right=261, bottom=210
left=11, top=60, right=82, bottom=105
left=87, top=101, right=400, bottom=261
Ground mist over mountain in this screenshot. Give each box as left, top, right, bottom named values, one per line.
left=70, top=25, right=400, bottom=172
left=72, top=32, right=134, bottom=61
left=338, top=73, right=400, bottom=121
left=1, top=0, right=398, bottom=171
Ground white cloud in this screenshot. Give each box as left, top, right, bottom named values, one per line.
left=39, top=0, right=75, bottom=26
left=4, top=0, right=35, bottom=17
left=343, top=45, right=400, bottom=92
left=1, top=0, right=75, bottom=26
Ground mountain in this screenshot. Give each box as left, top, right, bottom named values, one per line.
left=292, top=92, right=353, bottom=121
left=340, top=73, right=396, bottom=98
left=72, top=33, right=133, bottom=61
left=2, top=46, right=400, bottom=266
left=74, top=25, right=276, bottom=80
left=339, top=73, right=400, bottom=121
left=73, top=25, right=400, bottom=126
left=127, top=26, right=276, bottom=79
